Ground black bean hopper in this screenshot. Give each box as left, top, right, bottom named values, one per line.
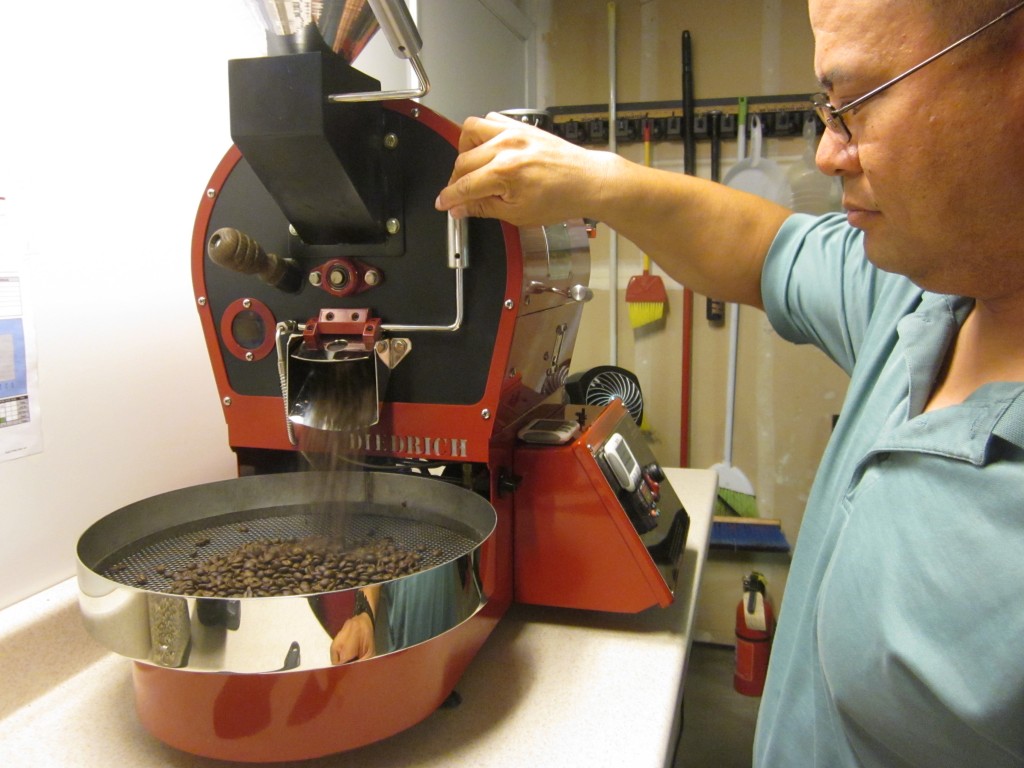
left=75, top=0, right=690, bottom=761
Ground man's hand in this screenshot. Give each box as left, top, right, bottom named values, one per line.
left=435, top=112, right=612, bottom=226
left=330, top=612, right=375, bottom=664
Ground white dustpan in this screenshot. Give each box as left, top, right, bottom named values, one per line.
left=722, top=115, right=791, bottom=206
left=787, top=116, right=843, bottom=214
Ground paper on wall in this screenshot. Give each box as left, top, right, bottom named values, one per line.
left=0, top=196, right=43, bottom=462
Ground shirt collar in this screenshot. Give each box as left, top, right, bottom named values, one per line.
left=887, top=294, right=1024, bottom=462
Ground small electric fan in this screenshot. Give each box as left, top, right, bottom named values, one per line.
left=564, top=366, right=644, bottom=426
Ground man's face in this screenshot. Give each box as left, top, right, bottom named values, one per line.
left=810, top=0, right=1024, bottom=301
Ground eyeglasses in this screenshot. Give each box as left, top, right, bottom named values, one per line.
left=811, top=0, right=1024, bottom=141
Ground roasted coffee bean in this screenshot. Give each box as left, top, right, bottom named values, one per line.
left=156, top=535, right=425, bottom=598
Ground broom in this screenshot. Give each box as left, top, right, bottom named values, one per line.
left=712, top=96, right=758, bottom=518
left=625, top=120, right=668, bottom=328
left=711, top=302, right=759, bottom=518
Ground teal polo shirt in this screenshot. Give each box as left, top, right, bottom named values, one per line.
left=753, top=213, right=1024, bottom=767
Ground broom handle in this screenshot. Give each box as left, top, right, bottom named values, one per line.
left=724, top=94, right=749, bottom=466
left=643, top=119, right=652, bottom=275
left=679, top=30, right=696, bottom=467
left=724, top=302, right=739, bottom=464
left=723, top=96, right=747, bottom=466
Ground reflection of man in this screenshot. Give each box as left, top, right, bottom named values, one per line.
left=330, top=563, right=466, bottom=665
left=330, top=586, right=379, bottom=664
left=384, top=563, right=461, bottom=650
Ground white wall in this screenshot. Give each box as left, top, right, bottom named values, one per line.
left=0, top=1, right=270, bottom=609
left=0, top=1, right=533, bottom=611
left=356, top=0, right=534, bottom=122
left=419, top=0, right=535, bottom=121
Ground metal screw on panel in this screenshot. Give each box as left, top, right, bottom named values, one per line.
left=386, top=218, right=401, bottom=235
left=384, top=133, right=399, bottom=149
left=411, top=108, right=420, bottom=118
left=289, top=225, right=298, bottom=237
left=394, top=339, right=407, bottom=351
left=197, top=296, right=207, bottom=306
left=223, top=397, right=232, bottom=407
left=508, top=368, right=518, bottom=378
left=206, top=188, right=216, bottom=199
left=504, top=299, right=515, bottom=310
left=481, top=409, right=491, bottom=420
left=309, top=272, right=322, bottom=287
left=245, top=352, right=254, bottom=362
left=242, top=298, right=252, bottom=308
left=364, top=269, right=381, bottom=286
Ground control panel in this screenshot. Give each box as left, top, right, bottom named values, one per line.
left=511, top=401, right=689, bottom=612
left=598, top=432, right=664, bottom=534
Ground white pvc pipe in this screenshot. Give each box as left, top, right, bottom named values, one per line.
left=607, top=1, right=618, bottom=365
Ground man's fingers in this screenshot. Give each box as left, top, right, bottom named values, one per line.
left=437, top=160, right=511, bottom=214
left=456, top=113, right=514, bottom=153
left=438, top=111, right=547, bottom=222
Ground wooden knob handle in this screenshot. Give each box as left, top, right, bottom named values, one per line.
left=208, top=227, right=297, bottom=290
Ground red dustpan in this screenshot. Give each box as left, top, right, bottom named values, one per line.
left=625, top=121, right=668, bottom=328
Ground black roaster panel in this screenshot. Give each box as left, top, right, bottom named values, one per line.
left=202, top=108, right=507, bottom=405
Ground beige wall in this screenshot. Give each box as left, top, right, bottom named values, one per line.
left=541, top=1, right=850, bottom=582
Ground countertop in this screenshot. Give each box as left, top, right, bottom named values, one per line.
left=0, top=468, right=716, bottom=768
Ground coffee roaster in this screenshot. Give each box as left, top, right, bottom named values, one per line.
left=76, top=0, right=689, bottom=761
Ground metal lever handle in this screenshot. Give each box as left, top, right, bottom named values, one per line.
left=328, top=0, right=430, bottom=103
left=382, top=213, right=467, bottom=333
left=529, top=281, right=593, bottom=303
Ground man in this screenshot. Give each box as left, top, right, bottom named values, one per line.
left=435, top=0, right=1024, bottom=765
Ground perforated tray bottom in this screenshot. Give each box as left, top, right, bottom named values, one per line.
left=100, top=504, right=477, bottom=597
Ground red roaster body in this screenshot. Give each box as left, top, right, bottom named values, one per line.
left=129, top=42, right=690, bottom=764
left=76, top=2, right=691, bottom=761
left=133, top=609, right=502, bottom=761
left=513, top=401, right=675, bottom=613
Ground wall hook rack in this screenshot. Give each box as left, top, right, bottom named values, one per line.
left=546, top=94, right=822, bottom=146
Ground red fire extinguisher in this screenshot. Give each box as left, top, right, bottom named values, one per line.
left=734, top=571, right=775, bottom=696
